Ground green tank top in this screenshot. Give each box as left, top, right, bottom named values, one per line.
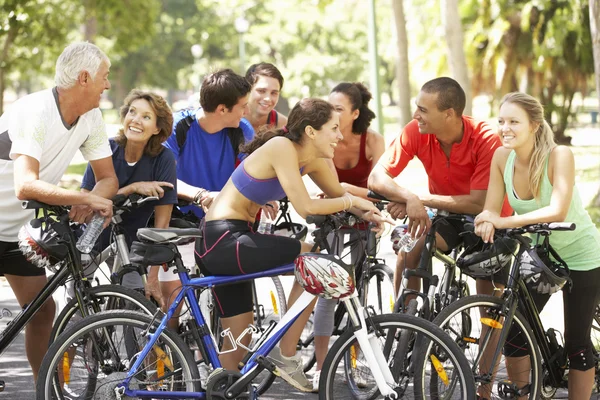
left=504, top=150, right=600, bottom=271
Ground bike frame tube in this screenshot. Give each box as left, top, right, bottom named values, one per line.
left=344, top=295, right=396, bottom=396
left=0, top=263, right=70, bottom=353
left=123, top=262, right=298, bottom=398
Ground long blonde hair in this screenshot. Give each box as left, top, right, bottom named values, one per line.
left=500, top=92, right=556, bottom=199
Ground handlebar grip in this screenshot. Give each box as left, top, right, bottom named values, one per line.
left=547, top=222, right=576, bottom=231
left=22, top=200, right=50, bottom=210
left=306, top=215, right=326, bottom=225
left=367, top=190, right=389, bottom=202
left=111, top=194, right=127, bottom=206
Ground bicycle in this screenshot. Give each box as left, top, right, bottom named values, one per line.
left=430, top=222, right=592, bottom=399
left=0, top=197, right=157, bottom=391
left=365, top=192, right=471, bottom=322
left=297, top=199, right=395, bottom=375
left=36, top=213, right=477, bottom=399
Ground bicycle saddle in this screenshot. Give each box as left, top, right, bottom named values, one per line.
left=136, top=227, right=203, bottom=243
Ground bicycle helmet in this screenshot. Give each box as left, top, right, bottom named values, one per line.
left=18, top=217, right=69, bottom=271
left=456, top=237, right=519, bottom=279
left=519, top=244, right=570, bottom=295
left=294, top=253, right=356, bottom=300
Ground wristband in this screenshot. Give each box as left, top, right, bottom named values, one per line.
left=193, top=189, right=207, bottom=205
left=344, top=193, right=353, bottom=210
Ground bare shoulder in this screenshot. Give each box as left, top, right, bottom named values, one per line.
left=551, top=145, right=574, bottom=159
left=492, top=146, right=511, bottom=167
left=366, top=129, right=384, bottom=145
left=277, top=112, right=288, bottom=128
left=549, top=145, right=574, bottom=168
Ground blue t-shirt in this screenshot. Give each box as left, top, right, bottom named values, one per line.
left=163, top=108, right=254, bottom=217
left=81, top=138, right=178, bottom=246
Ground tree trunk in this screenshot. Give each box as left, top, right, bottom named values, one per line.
left=441, top=0, right=472, bottom=116
left=391, top=0, right=412, bottom=127
left=589, top=0, right=600, bottom=206
left=83, top=0, right=97, bottom=42
left=0, top=18, right=19, bottom=115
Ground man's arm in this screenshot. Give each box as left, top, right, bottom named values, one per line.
left=420, top=190, right=486, bottom=215
left=70, top=157, right=119, bottom=223
left=13, top=154, right=113, bottom=219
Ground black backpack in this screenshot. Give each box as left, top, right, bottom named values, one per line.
left=174, top=112, right=245, bottom=159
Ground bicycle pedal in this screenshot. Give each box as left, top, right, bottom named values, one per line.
left=497, top=379, right=529, bottom=398
left=256, top=355, right=277, bottom=373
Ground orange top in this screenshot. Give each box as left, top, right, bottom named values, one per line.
left=379, top=116, right=512, bottom=216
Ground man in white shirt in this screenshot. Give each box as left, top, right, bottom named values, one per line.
left=0, top=42, right=118, bottom=381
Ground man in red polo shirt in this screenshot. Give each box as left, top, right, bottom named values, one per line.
left=369, top=77, right=510, bottom=297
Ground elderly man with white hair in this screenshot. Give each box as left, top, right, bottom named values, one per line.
left=0, top=41, right=118, bottom=381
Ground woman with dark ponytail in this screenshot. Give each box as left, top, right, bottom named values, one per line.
left=195, top=98, right=390, bottom=391
left=310, top=83, right=386, bottom=391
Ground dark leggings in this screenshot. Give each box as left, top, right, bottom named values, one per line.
left=195, top=219, right=301, bottom=318
left=504, top=267, right=600, bottom=371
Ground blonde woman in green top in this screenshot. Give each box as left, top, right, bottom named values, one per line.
left=474, top=92, right=600, bottom=400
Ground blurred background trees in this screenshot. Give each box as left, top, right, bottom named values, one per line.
left=1, top=0, right=599, bottom=143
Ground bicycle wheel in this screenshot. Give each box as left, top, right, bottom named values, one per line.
left=50, top=284, right=157, bottom=343
left=319, top=313, right=475, bottom=400
left=432, top=294, right=542, bottom=400
left=37, top=310, right=200, bottom=400
left=364, top=263, right=395, bottom=316
left=591, top=304, right=600, bottom=395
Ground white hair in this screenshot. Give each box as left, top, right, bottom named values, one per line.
left=54, top=42, right=110, bottom=89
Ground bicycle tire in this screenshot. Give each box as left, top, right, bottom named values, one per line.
left=319, top=313, right=476, bottom=400
left=37, top=310, right=200, bottom=399
left=50, top=284, right=157, bottom=343
left=363, top=263, right=395, bottom=316
left=432, top=294, right=542, bottom=400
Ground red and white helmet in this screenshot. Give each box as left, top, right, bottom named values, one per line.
left=294, top=253, right=356, bottom=300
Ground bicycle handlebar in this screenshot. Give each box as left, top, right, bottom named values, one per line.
left=22, top=186, right=172, bottom=216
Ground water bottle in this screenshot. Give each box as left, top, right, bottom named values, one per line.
left=257, top=210, right=273, bottom=234
left=392, top=209, right=437, bottom=253
left=76, top=213, right=105, bottom=254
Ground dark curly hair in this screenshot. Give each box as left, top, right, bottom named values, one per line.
left=241, top=98, right=334, bottom=155
left=330, top=82, right=376, bottom=135
left=114, top=89, right=173, bottom=157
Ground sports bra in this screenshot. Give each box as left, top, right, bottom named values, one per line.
left=231, top=160, right=303, bottom=205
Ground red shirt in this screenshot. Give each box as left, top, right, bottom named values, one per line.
left=379, top=116, right=512, bottom=216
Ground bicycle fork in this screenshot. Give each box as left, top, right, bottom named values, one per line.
left=342, top=295, right=398, bottom=398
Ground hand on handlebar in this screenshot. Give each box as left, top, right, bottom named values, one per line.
left=133, top=181, right=174, bottom=199
left=474, top=210, right=502, bottom=243
left=386, top=202, right=407, bottom=220
left=406, top=196, right=431, bottom=238
left=261, top=201, right=279, bottom=220
left=70, top=193, right=113, bottom=227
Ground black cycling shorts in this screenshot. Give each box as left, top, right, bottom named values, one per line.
left=0, top=241, right=46, bottom=277
left=505, top=267, right=600, bottom=371
left=436, top=216, right=508, bottom=286
left=195, top=219, right=301, bottom=318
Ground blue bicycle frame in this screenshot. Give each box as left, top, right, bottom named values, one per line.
left=119, top=259, right=315, bottom=399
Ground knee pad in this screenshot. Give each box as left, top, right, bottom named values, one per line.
left=567, top=346, right=596, bottom=371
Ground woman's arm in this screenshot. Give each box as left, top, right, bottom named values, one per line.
left=476, top=146, right=574, bottom=242
left=474, top=148, right=508, bottom=242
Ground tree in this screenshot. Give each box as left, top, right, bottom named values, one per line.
left=391, top=0, right=412, bottom=127
left=441, top=0, right=472, bottom=115
left=0, top=0, right=78, bottom=114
